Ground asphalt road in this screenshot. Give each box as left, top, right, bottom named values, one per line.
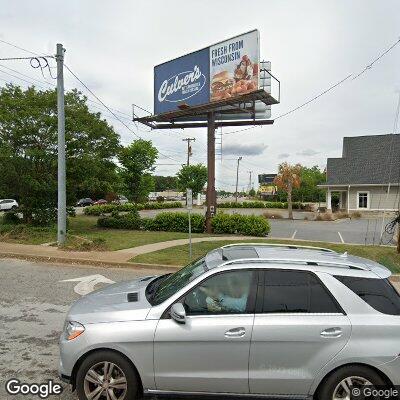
left=0, top=258, right=399, bottom=400
left=0, top=258, right=158, bottom=400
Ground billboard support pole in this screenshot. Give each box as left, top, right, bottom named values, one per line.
left=206, top=112, right=216, bottom=234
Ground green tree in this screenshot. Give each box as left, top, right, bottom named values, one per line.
left=248, top=188, right=256, bottom=197
left=0, top=84, right=120, bottom=221
left=292, top=166, right=326, bottom=202
left=274, top=162, right=302, bottom=220
left=118, top=139, right=158, bottom=202
left=176, top=164, right=207, bottom=196
left=154, top=175, right=178, bottom=192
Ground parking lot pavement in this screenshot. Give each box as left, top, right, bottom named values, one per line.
left=268, top=218, right=395, bottom=245
left=0, top=258, right=160, bottom=400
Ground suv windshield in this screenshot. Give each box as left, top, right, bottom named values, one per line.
left=147, top=257, right=207, bottom=306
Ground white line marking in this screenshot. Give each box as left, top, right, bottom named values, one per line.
left=338, top=232, right=345, bottom=244
left=291, top=230, right=297, bottom=239
left=60, top=275, right=115, bottom=296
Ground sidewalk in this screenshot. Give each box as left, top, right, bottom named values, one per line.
left=0, top=236, right=266, bottom=269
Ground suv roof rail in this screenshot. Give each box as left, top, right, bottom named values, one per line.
left=221, top=257, right=369, bottom=271
left=221, top=243, right=336, bottom=253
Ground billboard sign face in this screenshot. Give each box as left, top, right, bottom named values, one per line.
left=210, top=30, right=259, bottom=102
left=154, top=30, right=259, bottom=115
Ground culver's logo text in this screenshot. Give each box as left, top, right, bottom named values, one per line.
left=158, top=66, right=205, bottom=103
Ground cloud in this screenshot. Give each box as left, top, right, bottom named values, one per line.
left=278, top=153, right=290, bottom=159
left=296, top=149, right=320, bottom=156
left=223, top=143, right=268, bottom=156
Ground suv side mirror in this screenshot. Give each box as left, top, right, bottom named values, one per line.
left=170, top=303, right=186, bottom=324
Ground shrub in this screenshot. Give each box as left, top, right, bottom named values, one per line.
left=146, top=212, right=205, bottom=233
left=263, top=211, right=283, bottom=219
left=31, top=208, right=57, bottom=226
left=97, top=210, right=141, bottom=230
left=2, top=212, right=21, bottom=225
left=84, top=201, right=182, bottom=216
left=218, top=201, right=304, bottom=210
left=67, top=206, right=76, bottom=217
left=315, top=212, right=334, bottom=221
left=212, top=213, right=270, bottom=237
left=351, top=211, right=362, bottom=219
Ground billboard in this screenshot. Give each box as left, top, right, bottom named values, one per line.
left=154, top=30, right=260, bottom=115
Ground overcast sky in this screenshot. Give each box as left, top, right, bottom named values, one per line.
left=0, top=0, right=399, bottom=190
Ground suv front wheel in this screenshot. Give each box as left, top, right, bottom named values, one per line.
left=318, top=365, right=387, bottom=400
left=76, top=350, right=139, bottom=400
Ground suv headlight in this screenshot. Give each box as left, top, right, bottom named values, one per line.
left=64, top=321, right=85, bottom=341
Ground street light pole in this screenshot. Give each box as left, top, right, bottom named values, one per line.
left=56, top=43, right=66, bottom=245
left=235, top=156, right=242, bottom=203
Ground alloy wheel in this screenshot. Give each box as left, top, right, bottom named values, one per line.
left=83, top=361, right=127, bottom=400
left=332, top=376, right=373, bottom=400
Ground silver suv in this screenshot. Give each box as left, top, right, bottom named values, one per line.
left=59, top=244, right=400, bottom=400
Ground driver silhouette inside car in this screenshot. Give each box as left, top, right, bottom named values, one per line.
left=200, top=274, right=250, bottom=313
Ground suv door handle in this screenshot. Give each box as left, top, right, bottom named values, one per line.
left=225, top=327, right=246, bottom=338
left=321, top=327, right=342, bottom=338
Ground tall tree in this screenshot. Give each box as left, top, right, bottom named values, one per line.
left=0, top=84, right=120, bottom=221
left=274, top=162, right=302, bottom=219
left=118, top=139, right=158, bottom=202
left=176, top=164, right=207, bottom=196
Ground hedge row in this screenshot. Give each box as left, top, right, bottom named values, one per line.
left=97, top=211, right=270, bottom=237
left=218, top=201, right=304, bottom=209
left=84, top=201, right=182, bottom=216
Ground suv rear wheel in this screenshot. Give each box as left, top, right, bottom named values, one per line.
left=76, top=350, right=139, bottom=400
left=318, top=365, right=387, bottom=400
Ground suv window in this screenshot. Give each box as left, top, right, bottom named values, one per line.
left=182, top=270, right=256, bottom=315
left=262, top=270, right=341, bottom=314
left=335, top=276, right=400, bottom=315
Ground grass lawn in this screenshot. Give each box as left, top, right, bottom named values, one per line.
left=132, top=238, right=400, bottom=273
left=0, top=215, right=210, bottom=250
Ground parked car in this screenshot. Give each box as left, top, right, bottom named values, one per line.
left=59, top=244, right=400, bottom=400
left=93, top=199, right=107, bottom=205
left=76, top=198, right=94, bottom=207
left=0, top=199, right=19, bottom=211
left=113, top=195, right=129, bottom=205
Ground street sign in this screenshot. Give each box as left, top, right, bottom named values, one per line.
left=186, top=188, right=193, bottom=210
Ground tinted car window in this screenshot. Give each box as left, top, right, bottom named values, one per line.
left=335, top=276, right=400, bottom=315
left=263, top=270, right=341, bottom=314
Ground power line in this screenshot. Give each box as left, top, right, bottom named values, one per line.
left=63, top=63, right=182, bottom=163
left=222, top=36, right=400, bottom=136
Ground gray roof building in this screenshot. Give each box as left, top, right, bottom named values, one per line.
left=327, top=134, right=400, bottom=185
left=320, top=134, right=400, bottom=212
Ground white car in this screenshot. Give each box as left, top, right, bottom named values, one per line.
left=114, top=195, right=129, bottom=205
left=0, top=199, right=18, bottom=211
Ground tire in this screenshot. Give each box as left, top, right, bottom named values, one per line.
left=11, top=206, right=17, bottom=210
left=318, top=365, right=387, bottom=400
left=76, top=350, right=139, bottom=400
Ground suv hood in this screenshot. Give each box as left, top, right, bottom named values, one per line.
left=66, top=275, right=156, bottom=324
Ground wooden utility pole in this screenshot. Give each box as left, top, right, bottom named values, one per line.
left=182, top=137, right=196, bottom=166
left=205, top=112, right=216, bottom=233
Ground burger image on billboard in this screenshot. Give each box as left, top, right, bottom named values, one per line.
left=210, top=30, right=260, bottom=102
left=210, top=71, right=235, bottom=101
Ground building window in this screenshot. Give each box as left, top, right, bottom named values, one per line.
left=357, top=192, right=369, bottom=209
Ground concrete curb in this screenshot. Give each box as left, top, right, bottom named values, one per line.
left=0, top=252, right=180, bottom=271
